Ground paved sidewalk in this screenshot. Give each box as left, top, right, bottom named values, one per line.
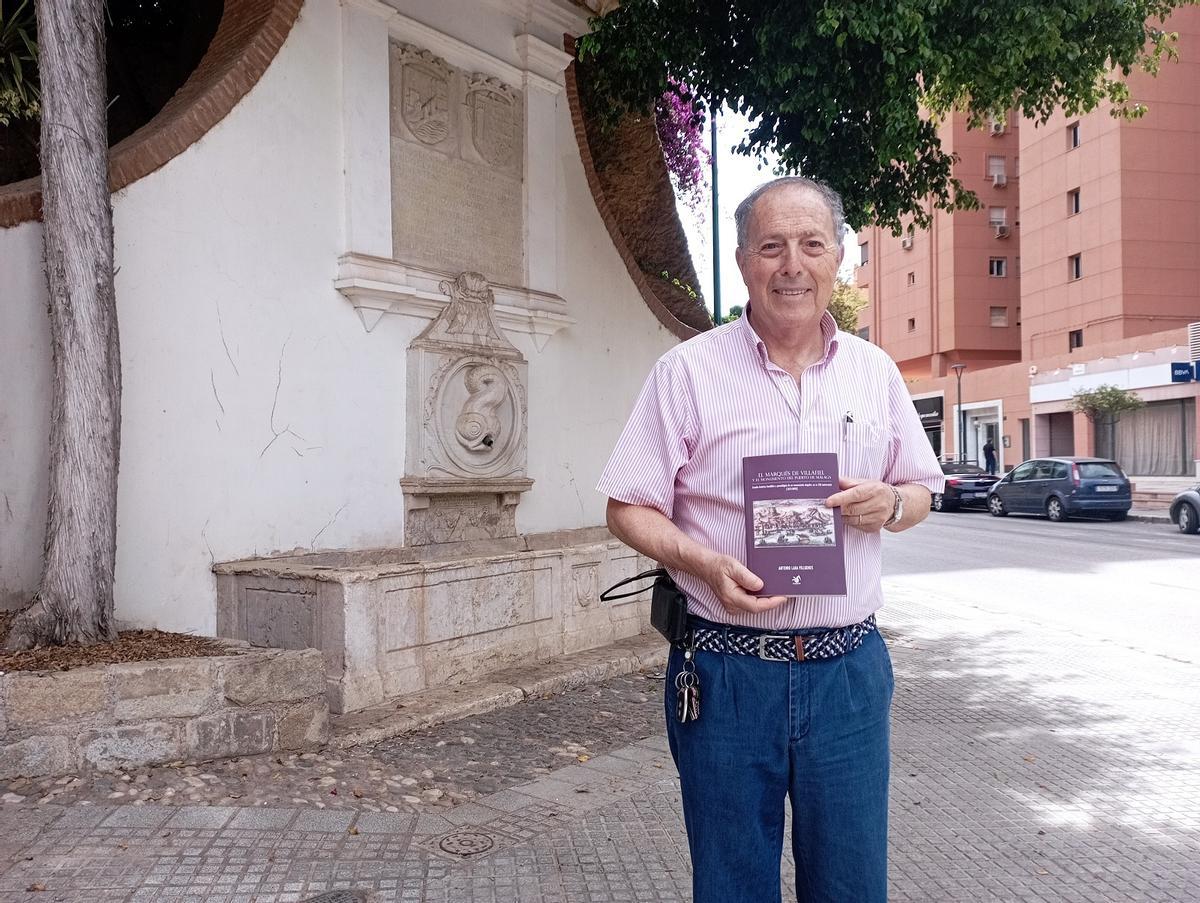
left=2, top=590, right=1199, bottom=902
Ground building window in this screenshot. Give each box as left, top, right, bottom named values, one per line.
left=987, top=155, right=1006, bottom=178
left=907, top=272, right=916, bottom=286
left=1069, top=328, right=1083, bottom=351
left=907, top=318, right=916, bottom=332
left=1068, top=188, right=1081, bottom=215
left=990, top=306, right=1008, bottom=327
left=1016, top=256, right=1021, bottom=275
left=1068, top=253, right=1082, bottom=280
left=1016, top=305, right=1021, bottom=326
left=1068, top=121, right=1080, bottom=148
left=859, top=241, right=869, bottom=265
left=988, top=207, right=1007, bottom=226
left=988, top=257, right=1007, bottom=277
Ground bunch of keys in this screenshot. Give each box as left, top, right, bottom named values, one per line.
left=674, top=648, right=701, bottom=723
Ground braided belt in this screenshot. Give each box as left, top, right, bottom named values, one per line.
left=690, top=615, right=876, bottom=663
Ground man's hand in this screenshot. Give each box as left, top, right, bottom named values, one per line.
left=825, top=477, right=895, bottom=533
left=699, top=553, right=788, bottom=616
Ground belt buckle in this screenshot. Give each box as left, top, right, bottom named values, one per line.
left=756, top=634, right=792, bottom=661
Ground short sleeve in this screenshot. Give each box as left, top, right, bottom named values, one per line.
left=595, top=358, right=697, bottom=518
left=883, top=365, right=946, bottom=493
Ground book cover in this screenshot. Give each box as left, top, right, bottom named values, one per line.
left=743, top=453, right=847, bottom=596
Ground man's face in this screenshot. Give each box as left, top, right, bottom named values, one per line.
left=734, top=185, right=844, bottom=334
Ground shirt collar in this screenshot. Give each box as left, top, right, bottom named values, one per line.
left=737, top=304, right=841, bottom=369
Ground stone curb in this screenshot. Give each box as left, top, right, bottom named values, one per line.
left=332, top=633, right=669, bottom=748
left=1128, top=510, right=1171, bottom=524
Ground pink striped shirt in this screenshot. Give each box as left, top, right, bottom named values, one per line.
left=597, top=308, right=945, bottom=630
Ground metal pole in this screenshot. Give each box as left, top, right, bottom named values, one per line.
left=951, top=364, right=967, bottom=464
left=710, top=101, right=721, bottom=325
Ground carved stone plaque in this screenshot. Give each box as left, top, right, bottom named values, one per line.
left=403, top=273, right=532, bottom=545
left=391, top=43, right=455, bottom=153
left=466, top=76, right=518, bottom=168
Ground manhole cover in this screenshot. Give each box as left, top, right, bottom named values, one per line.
left=299, top=892, right=373, bottom=903
left=439, top=831, right=495, bottom=855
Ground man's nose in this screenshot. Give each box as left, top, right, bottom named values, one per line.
left=778, top=243, right=805, bottom=276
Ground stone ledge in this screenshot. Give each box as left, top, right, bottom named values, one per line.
left=332, top=632, right=668, bottom=748
left=0, top=646, right=329, bottom=780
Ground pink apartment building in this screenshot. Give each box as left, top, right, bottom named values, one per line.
left=857, top=6, right=1200, bottom=476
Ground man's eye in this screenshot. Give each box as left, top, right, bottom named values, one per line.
left=806, top=240, right=826, bottom=251
left=761, top=243, right=781, bottom=252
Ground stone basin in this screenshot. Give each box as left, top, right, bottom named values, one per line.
left=215, top=527, right=651, bottom=713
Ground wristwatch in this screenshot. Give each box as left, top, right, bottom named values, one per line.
left=883, top=485, right=904, bottom=527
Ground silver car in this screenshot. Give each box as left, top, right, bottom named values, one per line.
left=1169, top=485, right=1200, bottom=535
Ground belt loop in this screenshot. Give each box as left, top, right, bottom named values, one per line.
left=842, top=624, right=853, bottom=653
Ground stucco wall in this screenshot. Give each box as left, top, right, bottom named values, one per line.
left=0, top=0, right=679, bottom=632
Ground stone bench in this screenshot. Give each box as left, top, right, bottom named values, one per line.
left=0, top=643, right=328, bottom=779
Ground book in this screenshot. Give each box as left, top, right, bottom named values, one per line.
left=743, top=453, right=847, bottom=596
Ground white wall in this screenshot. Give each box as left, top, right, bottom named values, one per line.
left=0, top=0, right=679, bottom=632
left=0, top=222, right=52, bottom=610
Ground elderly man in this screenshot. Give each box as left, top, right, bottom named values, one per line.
left=597, top=176, right=943, bottom=902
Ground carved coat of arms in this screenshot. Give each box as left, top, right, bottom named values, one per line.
left=468, top=79, right=517, bottom=167
left=401, top=54, right=451, bottom=145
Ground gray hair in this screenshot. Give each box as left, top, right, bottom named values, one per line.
left=734, top=176, right=846, bottom=249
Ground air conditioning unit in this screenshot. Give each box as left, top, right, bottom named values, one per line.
left=992, top=172, right=1008, bottom=188
left=900, top=235, right=913, bottom=250
left=1188, top=321, right=1200, bottom=361
left=989, top=120, right=1006, bottom=136
left=994, top=224, right=1010, bottom=239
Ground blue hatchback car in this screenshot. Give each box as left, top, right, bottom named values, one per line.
left=986, top=457, right=1132, bottom=522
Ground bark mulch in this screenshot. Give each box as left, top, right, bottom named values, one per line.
left=0, top=610, right=232, bottom=674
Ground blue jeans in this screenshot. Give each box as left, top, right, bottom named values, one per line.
left=665, top=624, right=894, bottom=903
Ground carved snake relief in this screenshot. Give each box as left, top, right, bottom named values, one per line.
left=455, top=364, right=506, bottom=452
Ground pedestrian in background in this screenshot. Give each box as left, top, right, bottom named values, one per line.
left=984, top=439, right=997, bottom=474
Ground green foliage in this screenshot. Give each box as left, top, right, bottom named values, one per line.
left=659, top=269, right=700, bottom=301
left=577, top=0, right=1189, bottom=232
left=1071, top=384, right=1145, bottom=423
left=828, top=279, right=867, bottom=332
left=722, top=303, right=745, bottom=323
left=0, top=0, right=38, bottom=126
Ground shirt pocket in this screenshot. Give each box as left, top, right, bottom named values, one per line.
left=841, top=419, right=888, bottom=480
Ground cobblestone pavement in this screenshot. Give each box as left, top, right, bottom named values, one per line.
left=0, top=676, right=664, bottom=814
left=2, top=589, right=1199, bottom=902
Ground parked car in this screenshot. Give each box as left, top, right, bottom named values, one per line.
left=932, top=462, right=1001, bottom=511
left=1169, top=485, right=1200, bottom=534
left=986, top=457, right=1132, bottom=521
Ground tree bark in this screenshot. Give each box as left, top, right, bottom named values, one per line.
left=4, top=0, right=120, bottom=650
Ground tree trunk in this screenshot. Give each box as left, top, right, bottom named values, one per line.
left=4, top=0, right=120, bottom=650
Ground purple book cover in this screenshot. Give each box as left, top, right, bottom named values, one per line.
left=743, top=453, right=847, bottom=596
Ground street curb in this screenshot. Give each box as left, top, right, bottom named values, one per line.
left=1129, top=511, right=1171, bottom=524
left=331, top=634, right=669, bottom=748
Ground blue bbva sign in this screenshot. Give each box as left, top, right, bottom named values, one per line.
left=1170, top=362, right=1195, bottom=383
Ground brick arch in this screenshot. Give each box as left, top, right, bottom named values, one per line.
left=565, top=52, right=713, bottom=340
left=0, top=0, right=304, bottom=229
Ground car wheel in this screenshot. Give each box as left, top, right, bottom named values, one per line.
left=1107, top=512, right=1127, bottom=522
left=987, top=495, right=1007, bottom=517
left=932, top=493, right=944, bottom=512
left=1046, top=497, right=1067, bottom=522
left=1179, top=502, right=1200, bottom=535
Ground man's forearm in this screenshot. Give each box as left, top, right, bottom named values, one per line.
left=606, top=499, right=715, bottom=578
left=884, top=483, right=932, bottom=533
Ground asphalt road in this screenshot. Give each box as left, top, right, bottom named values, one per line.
left=881, top=508, right=1200, bottom=668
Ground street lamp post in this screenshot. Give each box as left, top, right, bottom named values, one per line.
left=950, top=363, right=967, bottom=464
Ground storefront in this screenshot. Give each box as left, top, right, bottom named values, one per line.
left=912, top=394, right=944, bottom=459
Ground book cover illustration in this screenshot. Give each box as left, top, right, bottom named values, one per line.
left=743, top=453, right=848, bottom=596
